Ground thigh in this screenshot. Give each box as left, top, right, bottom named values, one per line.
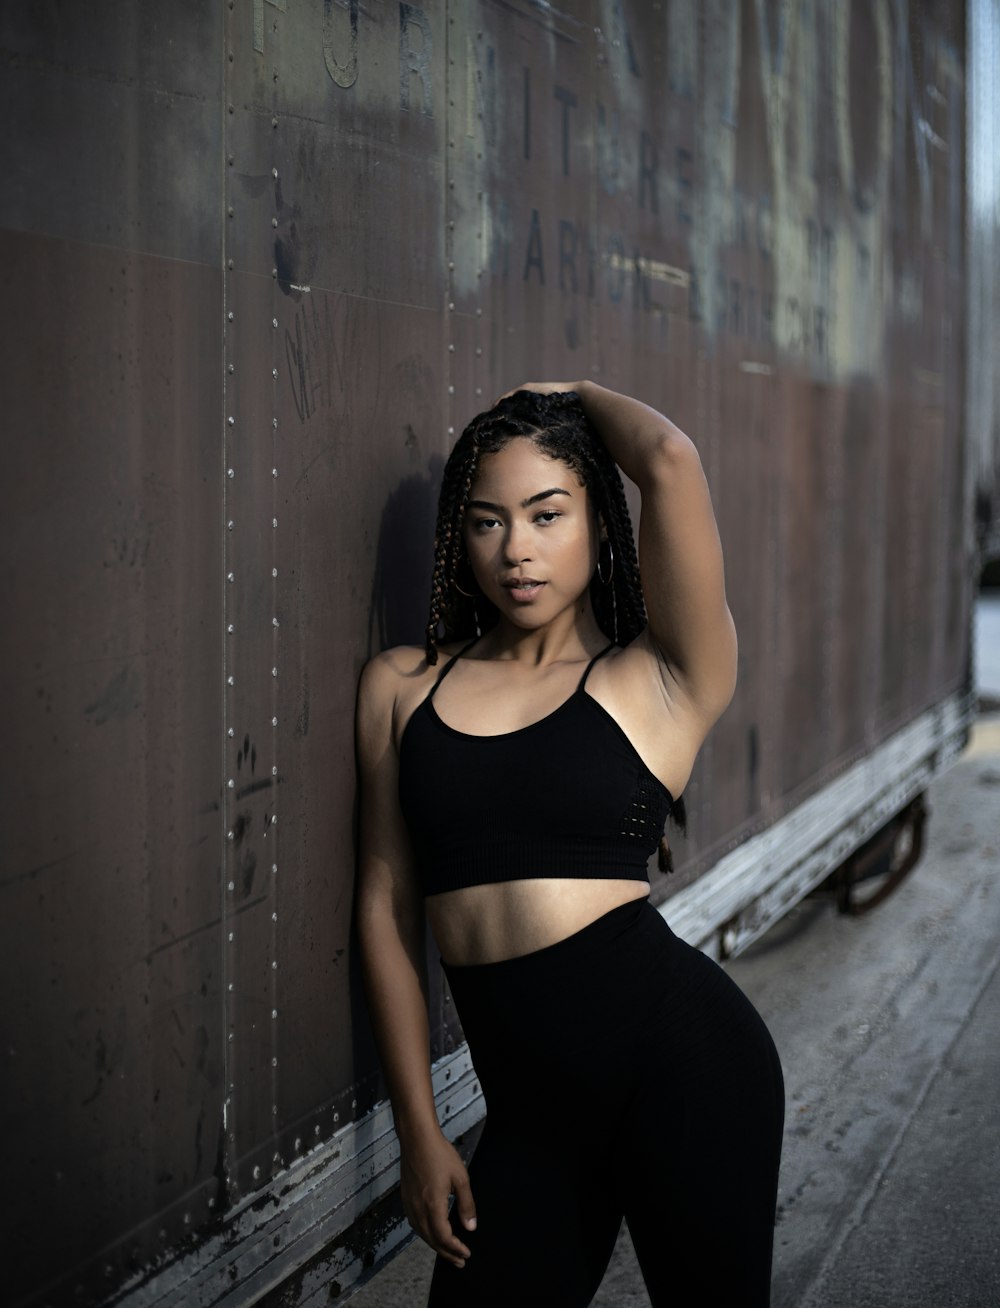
left=618, top=949, right=785, bottom=1306
left=427, top=1114, right=623, bottom=1308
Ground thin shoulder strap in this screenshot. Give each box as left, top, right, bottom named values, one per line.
left=427, top=637, right=480, bottom=701
left=578, top=643, right=615, bottom=691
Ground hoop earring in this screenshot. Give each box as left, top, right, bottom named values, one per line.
left=453, top=556, right=480, bottom=598
left=597, top=539, right=615, bottom=586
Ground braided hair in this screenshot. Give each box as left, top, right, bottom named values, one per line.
left=423, top=388, right=687, bottom=868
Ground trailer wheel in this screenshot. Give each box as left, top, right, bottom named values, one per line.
left=828, top=793, right=928, bottom=917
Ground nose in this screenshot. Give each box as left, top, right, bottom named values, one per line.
left=502, top=520, right=533, bottom=565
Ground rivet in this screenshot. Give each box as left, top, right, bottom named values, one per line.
left=227, top=571, right=235, bottom=582
left=273, top=1009, right=278, bottom=1019
left=272, top=368, right=278, bottom=378
left=271, top=1056, right=278, bottom=1067
left=272, top=959, right=278, bottom=969
left=228, top=102, right=234, bottom=113
left=448, top=220, right=455, bottom=229
left=271, top=717, right=278, bottom=727
left=448, top=343, right=455, bottom=352
left=228, top=312, right=234, bottom=322
left=271, top=814, right=277, bottom=825
left=253, top=1165, right=260, bottom=1180
left=272, top=910, right=278, bottom=921
left=227, top=982, right=233, bottom=991
left=271, top=217, right=278, bottom=228
left=447, top=426, right=455, bottom=435
left=294, top=1136, right=301, bottom=1151
left=272, top=317, right=278, bottom=328
left=228, top=364, right=235, bottom=374
left=351, top=1098, right=357, bottom=1110
left=228, top=727, right=235, bottom=738
left=448, top=385, right=455, bottom=395
left=228, top=1032, right=234, bottom=1041
left=272, top=167, right=279, bottom=179
left=448, top=261, right=455, bottom=270
left=227, top=468, right=235, bottom=479
left=272, top=268, right=277, bottom=278
left=448, top=302, right=455, bottom=310
left=333, top=1111, right=340, bottom=1123
left=227, top=778, right=235, bottom=789
left=272, top=517, right=278, bottom=528
left=476, top=387, right=482, bottom=396
left=227, top=153, right=234, bottom=164
left=227, top=675, right=235, bottom=686
left=272, top=863, right=277, bottom=873
left=272, top=567, right=278, bottom=577
left=272, top=418, right=278, bottom=428
left=449, top=179, right=455, bottom=189
left=208, top=1197, right=216, bottom=1209
left=272, top=616, right=279, bottom=626
left=475, top=347, right=483, bottom=356
left=228, top=416, right=235, bottom=426
left=271, top=667, right=277, bottom=677
left=227, top=623, right=234, bottom=634
left=272, top=1104, right=278, bottom=1115
left=228, top=520, right=234, bottom=530
left=227, top=259, right=234, bottom=270
left=272, top=765, right=277, bottom=775
left=228, top=931, right=234, bottom=942
left=227, top=206, right=234, bottom=218
left=272, top=117, right=278, bottom=128
left=228, top=880, right=235, bottom=891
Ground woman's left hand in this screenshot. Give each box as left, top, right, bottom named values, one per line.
left=493, top=380, right=583, bottom=405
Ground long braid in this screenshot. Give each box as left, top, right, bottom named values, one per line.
left=424, top=390, right=686, bottom=859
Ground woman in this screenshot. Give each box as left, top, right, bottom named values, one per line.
left=355, top=382, right=785, bottom=1307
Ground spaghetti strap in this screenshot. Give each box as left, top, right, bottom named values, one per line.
left=578, top=643, right=615, bottom=691
left=427, top=637, right=481, bottom=701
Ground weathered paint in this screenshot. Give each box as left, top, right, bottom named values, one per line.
left=0, top=1, right=995, bottom=1304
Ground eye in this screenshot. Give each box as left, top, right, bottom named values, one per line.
left=472, top=516, right=501, bottom=531
left=534, top=510, right=562, bottom=525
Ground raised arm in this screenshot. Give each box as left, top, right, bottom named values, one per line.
left=354, top=652, right=477, bottom=1268
left=577, top=381, right=738, bottom=720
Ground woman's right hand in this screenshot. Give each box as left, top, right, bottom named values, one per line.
left=399, top=1130, right=478, bottom=1268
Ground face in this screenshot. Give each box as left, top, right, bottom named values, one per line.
left=462, top=438, right=601, bottom=628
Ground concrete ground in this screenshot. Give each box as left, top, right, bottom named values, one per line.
left=350, top=602, right=1000, bottom=1307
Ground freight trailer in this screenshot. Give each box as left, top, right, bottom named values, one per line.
left=2, top=1, right=998, bottom=1305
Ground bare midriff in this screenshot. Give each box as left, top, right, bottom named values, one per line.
left=425, top=877, right=651, bottom=966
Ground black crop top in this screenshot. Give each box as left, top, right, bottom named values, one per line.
left=397, top=640, right=676, bottom=897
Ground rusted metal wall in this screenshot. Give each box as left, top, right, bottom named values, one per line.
left=1, top=1, right=988, bottom=1305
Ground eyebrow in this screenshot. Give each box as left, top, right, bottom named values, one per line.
left=468, top=488, right=573, bottom=512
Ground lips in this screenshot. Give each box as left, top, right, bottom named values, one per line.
left=502, top=577, right=546, bottom=602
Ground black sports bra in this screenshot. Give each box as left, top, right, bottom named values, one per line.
left=397, top=639, right=677, bottom=897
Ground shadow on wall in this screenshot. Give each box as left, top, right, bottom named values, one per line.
left=368, top=452, right=446, bottom=654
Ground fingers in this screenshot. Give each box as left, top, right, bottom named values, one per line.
left=428, top=1192, right=472, bottom=1267
left=493, top=381, right=578, bottom=405
left=453, top=1167, right=478, bottom=1234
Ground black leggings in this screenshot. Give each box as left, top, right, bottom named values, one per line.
left=427, top=897, right=785, bottom=1307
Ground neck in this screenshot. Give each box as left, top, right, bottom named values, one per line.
left=477, top=600, right=608, bottom=666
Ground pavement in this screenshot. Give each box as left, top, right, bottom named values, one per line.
left=349, top=597, right=1000, bottom=1307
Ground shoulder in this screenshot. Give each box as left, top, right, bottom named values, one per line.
left=357, top=641, right=467, bottom=751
